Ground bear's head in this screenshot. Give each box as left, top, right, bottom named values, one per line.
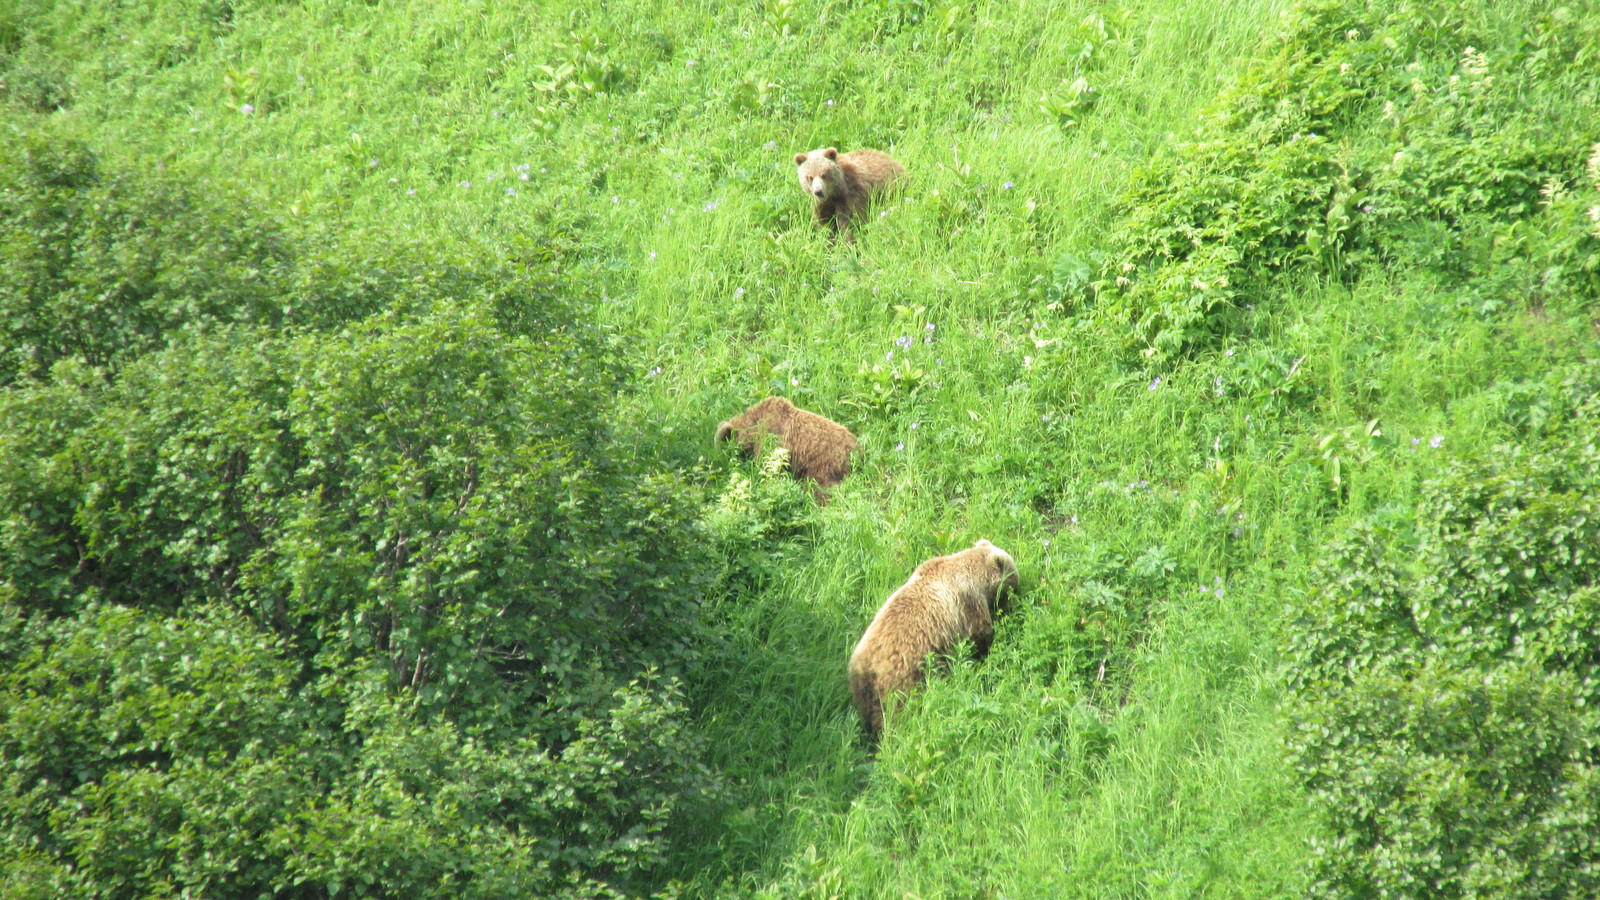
left=971, top=539, right=1020, bottom=608
left=794, top=148, right=841, bottom=198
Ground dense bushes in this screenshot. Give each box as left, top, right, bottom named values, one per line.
left=1284, top=377, right=1600, bottom=898
left=0, top=131, right=286, bottom=382
left=0, top=136, right=720, bottom=898
left=0, top=131, right=572, bottom=384
left=3, top=604, right=715, bottom=899
left=1084, top=0, right=1600, bottom=359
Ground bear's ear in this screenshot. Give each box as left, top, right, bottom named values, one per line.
left=823, top=147, right=839, bottom=160
left=794, top=152, right=808, bottom=165
left=715, top=422, right=733, bottom=443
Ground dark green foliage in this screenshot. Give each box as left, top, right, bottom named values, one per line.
left=0, top=132, right=570, bottom=385
left=0, top=605, right=322, bottom=898
left=0, top=132, right=720, bottom=897
left=1, top=605, right=715, bottom=899
left=0, top=130, right=288, bottom=383
left=1284, top=387, right=1600, bottom=898
left=701, top=447, right=815, bottom=599
left=1091, top=0, right=1600, bottom=359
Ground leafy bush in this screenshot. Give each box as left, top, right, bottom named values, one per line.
left=0, top=142, right=722, bottom=893
left=0, top=605, right=716, bottom=900
left=702, top=446, right=815, bottom=598
left=0, top=130, right=288, bottom=383
left=0, top=130, right=570, bottom=385
left=1088, top=0, right=1600, bottom=359
left=0, top=298, right=721, bottom=896
left=1284, top=386, right=1600, bottom=898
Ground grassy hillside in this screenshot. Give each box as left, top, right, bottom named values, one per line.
left=4, top=0, right=1599, bottom=897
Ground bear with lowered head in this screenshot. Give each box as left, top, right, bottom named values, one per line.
left=848, top=539, right=1020, bottom=743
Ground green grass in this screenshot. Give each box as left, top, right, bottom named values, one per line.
left=7, top=0, right=1600, bottom=896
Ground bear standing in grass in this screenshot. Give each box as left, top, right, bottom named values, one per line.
left=848, top=540, right=1020, bottom=743
left=794, top=147, right=904, bottom=240
left=716, top=396, right=858, bottom=501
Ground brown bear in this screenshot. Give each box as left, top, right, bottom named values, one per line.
left=848, top=539, right=1020, bottom=743
left=793, top=147, right=904, bottom=240
left=715, top=396, right=858, bottom=501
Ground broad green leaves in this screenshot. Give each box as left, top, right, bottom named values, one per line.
left=0, top=132, right=718, bottom=897
left=1286, top=388, right=1600, bottom=898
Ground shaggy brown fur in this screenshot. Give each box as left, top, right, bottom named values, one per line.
left=715, top=396, right=858, bottom=500
left=848, top=540, right=1020, bottom=743
left=793, top=147, right=904, bottom=239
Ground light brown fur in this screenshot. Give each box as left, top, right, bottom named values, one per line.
left=715, top=396, right=858, bottom=500
left=793, top=147, right=904, bottom=240
left=848, top=540, right=1020, bottom=743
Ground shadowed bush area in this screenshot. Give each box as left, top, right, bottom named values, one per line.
left=0, top=132, right=721, bottom=899
left=1287, top=379, right=1600, bottom=899
left=0, top=131, right=574, bottom=385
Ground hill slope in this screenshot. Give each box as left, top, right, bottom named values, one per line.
left=3, top=0, right=1599, bottom=897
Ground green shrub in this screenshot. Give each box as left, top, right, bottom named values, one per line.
left=702, top=445, right=815, bottom=599
left=0, top=605, right=716, bottom=899
left=0, top=130, right=571, bottom=385
left=0, top=604, right=322, bottom=898
left=1089, top=0, right=1600, bottom=359
left=1284, top=387, right=1600, bottom=898
left=0, top=260, right=720, bottom=895
left=0, top=131, right=289, bottom=383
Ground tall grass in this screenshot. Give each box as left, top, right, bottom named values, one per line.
left=8, top=0, right=1598, bottom=895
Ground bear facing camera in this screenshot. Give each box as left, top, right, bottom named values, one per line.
left=793, top=146, right=904, bottom=240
